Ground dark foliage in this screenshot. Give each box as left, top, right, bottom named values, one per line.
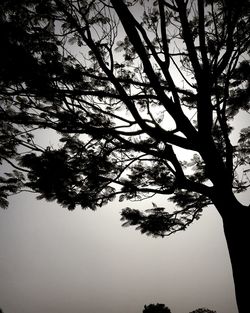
left=143, top=303, right=171, bottom=313
left=189, top=308, right=216, bottom=313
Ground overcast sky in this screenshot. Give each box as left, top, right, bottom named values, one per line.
left=1, top=187, right=248, bottom=313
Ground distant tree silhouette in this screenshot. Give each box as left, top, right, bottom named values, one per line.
left=143, top=303, right=171, bottom=313
left=0, top=1, right=249, bottom=312
left=142, top=304, right=216, bottom=313
left=189, top=308, right=216, bottom=313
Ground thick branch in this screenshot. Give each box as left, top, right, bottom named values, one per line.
left=198, top=0, right=209, bottom=73
left=110, top=0, right=198, bottom=144
left=176, top=0, right=201, bottom=80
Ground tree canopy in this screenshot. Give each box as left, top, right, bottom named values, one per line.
left=141, top=304, right=216, bottom=313
left=1, top=0, right=249, bottom=233
left=0, top=1, right=249, bottom=311
left=189, top=308, right=216, bottom=313
left=143, top=303, right=171, bottom=313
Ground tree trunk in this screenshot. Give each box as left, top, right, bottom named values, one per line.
left=219, top=197, right=249, bottom=313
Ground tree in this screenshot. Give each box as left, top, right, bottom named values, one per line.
left=141, top=304, right=216, bottom=313
left=189, top=309, right=216, bottom=313
left=0, top=0, right=249, bottom=311
left=143, top=303, right=171, bottom=313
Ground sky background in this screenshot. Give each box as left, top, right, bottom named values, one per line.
left=0, top=192, right=240, bottom=313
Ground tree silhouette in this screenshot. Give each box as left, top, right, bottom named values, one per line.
left=189, top=308, right=216, bottom=313
left=142, top=304, right=216, bottom=313
left=143, top=303, right=171, bottom=313
left=0, top=1, right=249, bottom=312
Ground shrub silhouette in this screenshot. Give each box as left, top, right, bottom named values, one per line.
left=143, top=303, right=171, bottom=313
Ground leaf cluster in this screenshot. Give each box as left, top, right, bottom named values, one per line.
left=19, top=142, right=116, bottom=210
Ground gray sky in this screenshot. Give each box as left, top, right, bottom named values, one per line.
left=0, top=190, right=242, bottom=313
